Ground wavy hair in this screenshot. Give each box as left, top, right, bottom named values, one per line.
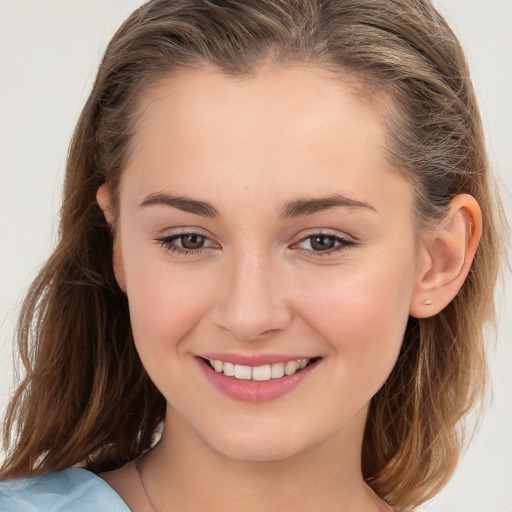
left=1, top=1, right=505, bottom=510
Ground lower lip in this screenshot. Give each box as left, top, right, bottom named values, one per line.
left=197, top=358, right=320, bottom=403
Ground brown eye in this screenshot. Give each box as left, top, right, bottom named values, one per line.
left=179, top=234, right=206, bottom=249
left=295, top=233, right=355, bottom=256
left=157, top=232, right=217, bottom=254
left=309, top=235, right=336, bottom=251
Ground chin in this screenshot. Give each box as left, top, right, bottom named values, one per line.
left=205, top=425, right=306, bottom=463
left=217, top=441, right=302, bottom=463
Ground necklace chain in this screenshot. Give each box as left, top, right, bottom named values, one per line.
left=135, top=457, right=159, bottom=512
left=134, top=457, right=394, bottom=512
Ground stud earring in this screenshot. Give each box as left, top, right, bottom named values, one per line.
left=421, top=298, right=432, bottom=305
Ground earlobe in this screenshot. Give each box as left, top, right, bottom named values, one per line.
left=410, top=194, right=482, bottom=319
left=96, top=185, right=127, bottom=292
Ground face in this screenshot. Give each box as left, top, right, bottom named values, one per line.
left=110, top=64, right=423, bottom=462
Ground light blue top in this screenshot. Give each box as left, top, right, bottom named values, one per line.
left=0, top=468, right=130, bottom=511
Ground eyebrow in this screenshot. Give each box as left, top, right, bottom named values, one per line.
left=280, top=194, right=377, bottom=217
left=139, top=192, right=376, bottom=218
left=140, top=192, right=219, bottom=218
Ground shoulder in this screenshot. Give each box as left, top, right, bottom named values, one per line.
left=0, top=468, right=130, bottom=512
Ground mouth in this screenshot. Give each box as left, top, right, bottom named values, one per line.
left=197, top=356, right=322, bottom=402
left=202, top=357, right=318, bottom=381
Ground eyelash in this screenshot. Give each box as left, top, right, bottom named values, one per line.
left=156, top=231, right=356, bottom=257
left=156, top=231, right=216, bottom=255
left=293, top=232, right=356, bottom=257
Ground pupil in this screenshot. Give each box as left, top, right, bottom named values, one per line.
left=181, top=234, right=205, bottom=249
left=311, top=235, right=334, bottom=251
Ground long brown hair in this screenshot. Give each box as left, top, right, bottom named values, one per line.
left=1, top=1, right=505, bottom=510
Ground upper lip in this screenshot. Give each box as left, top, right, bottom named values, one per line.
left=198, top=353, right=319, bottom=366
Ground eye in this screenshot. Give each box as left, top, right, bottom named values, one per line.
left=304, top=235, right=337, bottom=251
left=294, top=232, right=356, bottom=256
left=156, top=231, right=219, bottom=255
left=175, top=233, right=207, bottom=250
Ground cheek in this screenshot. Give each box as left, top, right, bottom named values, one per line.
left=122, top=250, right=217, bottom=358
left=293, top=253, right=416, bottom=374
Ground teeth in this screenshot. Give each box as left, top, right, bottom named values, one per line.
left=252, top=365, right=271, bottom=381
left=234, top=364, right=252, bottom=380
left=284, top=361, right=298, bottom=375
left=223, top=362, right=235, bottom=376
left=207, top=358, right=310, bottom=380
left=271, top=362, right=285, bottom=379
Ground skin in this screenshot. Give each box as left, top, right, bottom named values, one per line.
left=98, top=64, right=481, bottom=512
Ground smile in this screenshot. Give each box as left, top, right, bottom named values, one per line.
left=198, top=355, right=321, bottom=402
left=206, top=358, right=310, bottom=381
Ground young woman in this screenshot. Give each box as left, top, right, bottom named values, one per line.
left=0, top=1, right=506, bottom=511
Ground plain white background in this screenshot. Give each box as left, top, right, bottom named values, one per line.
left=0, top=1, right=510, bottom=511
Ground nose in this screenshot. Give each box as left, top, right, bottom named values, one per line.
left=211, top=248, right=292, bottom=342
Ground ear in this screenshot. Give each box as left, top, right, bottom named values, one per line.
left=409, top=194, right=482, bottom=318
left=96, top=184, right=116, bottom=225
left=96, top=185, right=127, bottom=292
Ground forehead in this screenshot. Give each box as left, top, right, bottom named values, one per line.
left=133, top=63, right=383, bottom=153
left=123, top=64, right=410, bottom=215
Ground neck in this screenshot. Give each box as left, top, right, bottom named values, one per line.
left=140, top=405, right=389, bottom=512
